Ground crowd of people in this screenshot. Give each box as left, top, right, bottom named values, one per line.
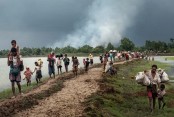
left=7, top=40, right=144, bottom=97
left=6, top=40, right=168, bottom=113
left=7, top=40, right=96, bottom=98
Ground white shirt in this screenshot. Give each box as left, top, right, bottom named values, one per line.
left=57, top=59, right=62, bottom=66
left=147, top=71, right=161, bottom=85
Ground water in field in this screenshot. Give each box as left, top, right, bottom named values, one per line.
left=154, top=56, right=174, bottom=82
left=0, top=57, right=101, bottom=92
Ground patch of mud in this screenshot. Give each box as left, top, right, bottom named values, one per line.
left=14, top=68, right=102, bottom=117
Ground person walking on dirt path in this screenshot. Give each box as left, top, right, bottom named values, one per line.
left=109, top=50, right=113, bottom=62
left=57, top=57, right=62, bottom=75
left=63, top=54, right=70, bottom=72
left=83, top=58, right=86, bottom=67
left=8, top=47, right=22, bottom=98
left=112, top=50, right=117, bottom=62
left=72, top=56, right=79, bottom=77
left=103, top=55, right=108, bottom=72
left=33, top=61, right=42, bottom=84
left=23, top=67, right=33, bottom=86
left=47, top=52, right=56, bottom=78
left=89, top=53, right=93, bottom=65
left=85, top=58, right=90, bottom=73
left=99, top=55, right=103, bottom=63
left=146, top=64, right=161, bottom=112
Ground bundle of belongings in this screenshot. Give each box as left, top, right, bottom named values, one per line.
left=135, top=68, right=169, bottom=86
left=37, top=59, right=43, bottom=67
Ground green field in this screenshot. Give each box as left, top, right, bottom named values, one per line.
left=0, top=77, right=51, bottom=100
left=166, top=56, right=174, bottom=60
left=83, top=60, right=174, bottom=117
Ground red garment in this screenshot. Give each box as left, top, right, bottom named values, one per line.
left=147, top=91, right=152, bottom=98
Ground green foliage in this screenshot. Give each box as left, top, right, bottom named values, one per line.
left=60, top=45, right=77, bottom=53
left=92, top=45, right=105, bottom=53
left=1, top=37, right=174, bottom=57
left=78, top=45, right=93, bottom=53
left=145, top=40, right=168, bottom=52
left=106, top=42, right=115, bottom=51
left=83, top=60, right=173, bottom=117
left=119, top=37, right=135, bottom=51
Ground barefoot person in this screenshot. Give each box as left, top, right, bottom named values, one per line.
left=85, top=58, right=90, bottom=73
left=72, top=56, right=79, bottom=77
left=158, top=84, right=166, bottom=109
left=146, top=64, right=161, bottom=112
left=63, top=54, right=70, bottom=72
left=8, top=40, right=20, bottom=66
left=8, top=47, right=22, bottom=97
left=57, top=57, right=62, bottom=75
left=103, top=55, right=108, bottom=72
left=33, top=61, right=42, bottom=84
left=23, top=67, right=33, bottom=86
left=47, top=52, right=56, bottom=78
left=10, top=40, right=20, bottom=55
left=89, top=53, right=93, bottom=65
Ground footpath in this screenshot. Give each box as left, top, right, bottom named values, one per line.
left=0, top=60, right=132, bottom=117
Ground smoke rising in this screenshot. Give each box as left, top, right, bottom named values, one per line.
left=54, top=0, right=144, bottom=47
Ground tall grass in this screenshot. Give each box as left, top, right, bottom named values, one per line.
left=83, top=60, right=174, bottom=117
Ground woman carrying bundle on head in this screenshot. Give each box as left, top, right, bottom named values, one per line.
left=33, top=61, right=42, bottom=84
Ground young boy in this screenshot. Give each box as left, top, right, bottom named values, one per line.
left=72, top=57, right=79, bottom=77
left=23, top=67, right=33, bottom=86
left=158, top=84, right=166, bottom=109
left=57, top=57, right=62, bottom=75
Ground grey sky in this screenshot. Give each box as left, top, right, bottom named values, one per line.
left=124, top=0, right=174, bottom=45
left=0, top=0, right=174, bottom=49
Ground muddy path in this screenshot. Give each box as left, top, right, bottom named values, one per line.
left=0, top=60, right=133, bottom=117
left=14, top=67, right=102, bottom=117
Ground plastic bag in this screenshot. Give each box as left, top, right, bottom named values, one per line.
left=135, top=72, right=145, bottom=84
left=143, top=75, right=150, bottom=86
left=160, top=72, right=169, bottom=82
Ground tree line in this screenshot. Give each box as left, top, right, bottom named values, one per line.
left=0, top=37, right=174, bottom=57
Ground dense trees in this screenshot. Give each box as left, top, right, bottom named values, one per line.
left=106, top=42, right=115, bottom=51
left=119, top=37, right=135, bottom=51
left=1, top=37, right=174, bottom=57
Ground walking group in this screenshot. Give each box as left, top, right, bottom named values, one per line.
left=7, top=40, right=44, bottom=98
left=7, top=40, right=95, bottom=98
left=6, top=40, right=169, bottom=113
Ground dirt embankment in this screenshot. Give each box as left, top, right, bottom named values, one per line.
left=0, top=64, right=102, bottom=117
left=0, top=60, right=135, bottom=117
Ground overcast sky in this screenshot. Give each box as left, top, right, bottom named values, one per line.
left=0, top=0, right=174, bottom=49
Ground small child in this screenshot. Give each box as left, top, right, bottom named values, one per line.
left=99, top=55, right=103, bottom=63
left=158, top=84, right=166, bottom=109
left=57, top=57, right=62, bottom=75
left=11, top=40, right=20, bottom=56
left=108, top=61, right=117, bottom=75
left=8, top=52, right=13, bottom=66
left=23, top=67, right=33, bottom=86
